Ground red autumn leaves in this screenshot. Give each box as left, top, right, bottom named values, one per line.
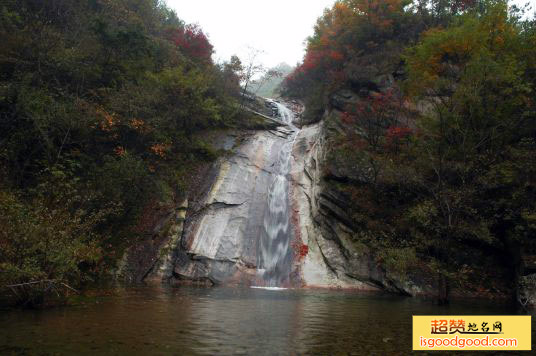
left=166, top=24, right=213, bottom=63
left=343, top=91, right=413, bottom=152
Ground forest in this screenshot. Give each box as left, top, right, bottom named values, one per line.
left=0, top=0, right=267, bottom=306
left=1, top=0, right=535, bottom=307
left=282, top=0, right=536, bottom=301
left=1, top=1, right=535, bottom=355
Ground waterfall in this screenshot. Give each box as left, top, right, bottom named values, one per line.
left=257, top=103, right=299, bottom=287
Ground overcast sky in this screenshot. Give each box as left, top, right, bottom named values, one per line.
left=167, top=0, right=335, bottom=68
left=167, top=0, right=535, bottom=69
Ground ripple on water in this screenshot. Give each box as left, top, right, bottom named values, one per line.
left=0, top=286, right=530, bottom=355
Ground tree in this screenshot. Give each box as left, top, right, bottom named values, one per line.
left=239, top=47, right=266, bottom=107
left=0, top=0, right=250, bottom=306
left=222, top=55, right=244, bottom=97
left=250, top=68, right=283, bottom=97
left=404, top=0, right=535, bottom=297
left=166, top=23, right=213, bottom=63
left=343, top=89, right=406, bottom=151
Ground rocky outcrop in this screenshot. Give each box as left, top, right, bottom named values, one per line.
left=288, top=122, right=373, bottom=289
left=115, top=199, right=188, bottom=284
left=290, top=86, right=519, bottom=301
left=173, top=125, right=298, bottom=286
left=289, top=120, right=438, bottom=294
left=116, top=99, right=460, bottom=298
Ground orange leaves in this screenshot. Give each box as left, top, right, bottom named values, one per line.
left=415, top=2, right=513, bottom=66
left=332, top=1, right=355, bottom=29
left=436, top=32, right=476, bottom=65
left=334, top=1, right=350, bottom=14
left=95, top=108, right=153, bottom=145
left=93, top=108, right=160, bottom=159
left=302, top=50, right=320, bottom=72
left=407, top=1, right=518, bottom=101
left=150, top=143, right=171, bottom=158
left=129, top=118, right=152, bottom=134
left=287, top=0, right=407, bottom=92
left=96, top=106, right=117, bottom=132
left=129, top=119, right=144, bottom=130
left=343, top=0, right=404, bottom=29
left=285, top=0, right=411, bottom=98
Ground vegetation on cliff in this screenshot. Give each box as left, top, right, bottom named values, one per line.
left=0, top=0, right=263, bottom=306
left=283, top=0, right=535, bottom=301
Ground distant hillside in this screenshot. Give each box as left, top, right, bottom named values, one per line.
left=249, top=63, right=293, bottom=98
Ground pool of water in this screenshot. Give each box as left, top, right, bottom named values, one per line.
left=0, top=286, right=531, bottom=355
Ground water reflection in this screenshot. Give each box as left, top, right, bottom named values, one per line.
left=0, top=286, right=529, bottom=355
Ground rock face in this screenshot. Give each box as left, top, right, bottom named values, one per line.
left=174, top=124, right=298, bottom=286
left=290, top=88, right=515, bottom=301
left=166, top=104, right=384, bottom=290
left=117, top=102, right=445, bottom=295
left=288, top=121, right=435, bottom=294
left=289, top=123, right=380, bottom=290
left=115, top=200, right=188, bottom=284
left=164, top=104, right=395, bottom=291
left=284, top=100, right=452, bottom=296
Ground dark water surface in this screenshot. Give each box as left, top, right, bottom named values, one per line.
left=0, top=286, right=530, bottom=355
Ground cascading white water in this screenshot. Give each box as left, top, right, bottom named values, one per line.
left=276, top=102, right=294, bottom=125
left=257, top=103, right=299, bottom=287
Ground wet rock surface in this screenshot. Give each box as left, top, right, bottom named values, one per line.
left=117, top=101, right=451, bottom=297
left=288, top=119, right=443, bottom=295
left=289, top=122, right=382, bottom=290
left=175, top=124, right=295, bottom=285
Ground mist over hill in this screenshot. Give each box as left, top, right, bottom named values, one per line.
left=249, top=63, right=293, bottom=98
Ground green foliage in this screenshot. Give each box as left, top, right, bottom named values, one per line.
left=0, top=179, right=104, bottom=307
left=0, top=0, right=249, bottom=306
left=282, top=0, right=427, bottom=111
left=294, top=0, right=536, bottom=298
left=381, top=247, right=418, bottom=280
